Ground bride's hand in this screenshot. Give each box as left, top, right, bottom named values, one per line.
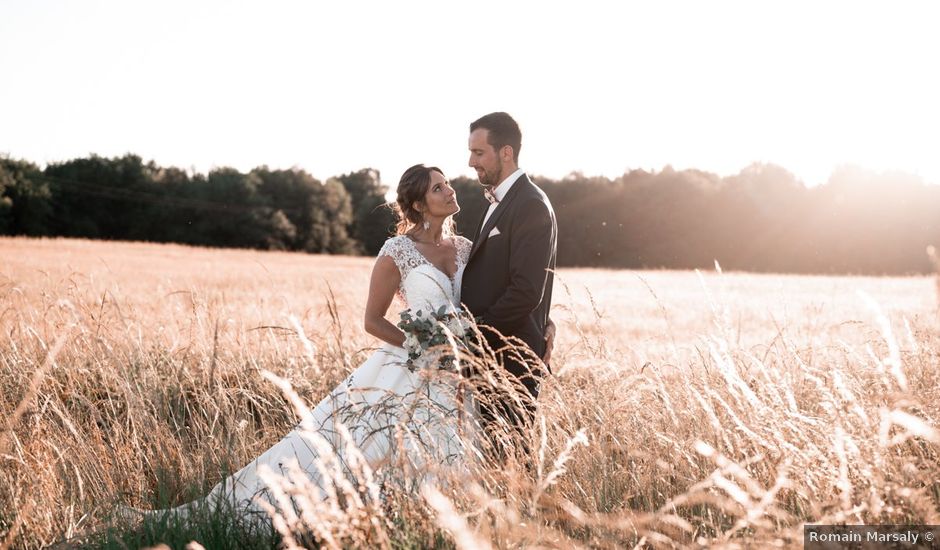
left=542, top=317, right=556, bottom=365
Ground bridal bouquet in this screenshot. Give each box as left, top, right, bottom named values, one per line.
left=398, top=305, right=476, bottom=372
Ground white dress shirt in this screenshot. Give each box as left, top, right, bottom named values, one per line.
left=481, top=168, right=525, bottom=229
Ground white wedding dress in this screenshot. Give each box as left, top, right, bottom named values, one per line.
left=147, top=235, right=478, bottom=523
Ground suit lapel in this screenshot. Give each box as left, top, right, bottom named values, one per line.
left=471, top=207, right=488, bottom=244
left=468, top=174, right=528, bottom=261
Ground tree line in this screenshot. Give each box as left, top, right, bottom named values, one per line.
left=2, top=154, right=938, bottom=275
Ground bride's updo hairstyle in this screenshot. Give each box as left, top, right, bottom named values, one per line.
left=393, top=163, right=455, bottom=237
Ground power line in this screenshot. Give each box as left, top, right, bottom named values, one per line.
left=31, top=172, right=308, bottom=216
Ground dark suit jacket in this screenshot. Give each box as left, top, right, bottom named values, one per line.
left=461, top=173, right=557, bottom=396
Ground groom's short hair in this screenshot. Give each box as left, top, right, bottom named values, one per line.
left=470, top=112, right=522, bottom=164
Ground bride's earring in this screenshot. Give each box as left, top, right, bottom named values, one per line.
left=422, top=218, right=430, bottom=230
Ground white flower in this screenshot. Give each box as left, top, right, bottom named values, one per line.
left=445, top=316, right=466, bottom=338
left=404, top=333, right=420, bottom=353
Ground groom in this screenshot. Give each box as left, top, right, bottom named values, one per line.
left=460, top=112, right=558, bottom=444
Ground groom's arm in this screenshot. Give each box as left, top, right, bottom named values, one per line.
left=481, top=198, right=554, bottom=334
left=543, top=316, right=557, bottom=364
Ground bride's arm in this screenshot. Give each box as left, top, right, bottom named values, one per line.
left=364, top=255, right=406, bottom=347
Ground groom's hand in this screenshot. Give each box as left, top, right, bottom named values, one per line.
left=543, top=317, right=557, bottom=365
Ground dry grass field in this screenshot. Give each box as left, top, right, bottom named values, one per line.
left=1, top=236, right=939, bottom=548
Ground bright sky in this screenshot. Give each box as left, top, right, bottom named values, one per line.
left=2, top=0, right=938, bottom=188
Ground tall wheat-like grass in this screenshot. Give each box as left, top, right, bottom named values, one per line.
left=929, top=245, right=940, bottom=311
left=1, top=237, right=938, bottom=549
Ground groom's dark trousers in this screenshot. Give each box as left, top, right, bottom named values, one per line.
left=460, top=174, right=558, bottom=452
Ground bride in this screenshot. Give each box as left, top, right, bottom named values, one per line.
left=136, top=164, right=481, bottom=523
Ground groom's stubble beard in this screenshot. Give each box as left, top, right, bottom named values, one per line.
left=479, top=156, right=503, bottom=188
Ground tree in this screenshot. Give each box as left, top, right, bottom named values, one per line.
left=253, top=167, right=358, bottom=254
left=450, top=177, right=488, bottom=239
left=4, top=151, right=940, bottom=275
left=42, top=154, right=160, bottom=239
left=144, top=166, right=197, bottom=243
left=0, top=162, right=14, bottom=234
left=312, top=178, right=358, bottom=254
left=334, top=168, right=396, bottom=255
left=0, top=157, right=53, bottom=236
left=336, top=168, right=383, bottom=214
left=718, top=163, right=808, bottom=271
left=185, top=168, right=272, bottom=248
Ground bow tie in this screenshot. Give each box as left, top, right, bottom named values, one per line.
left=483, top=187, right=500, bottom=205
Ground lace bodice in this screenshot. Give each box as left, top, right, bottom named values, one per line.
left=378, top=235, right=472, bottom=313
